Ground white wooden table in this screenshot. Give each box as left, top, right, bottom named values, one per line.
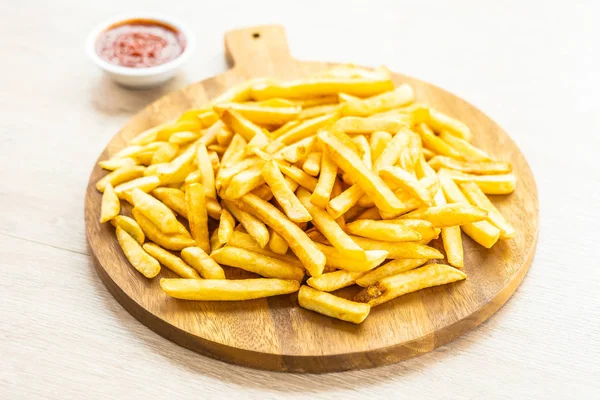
left=2, top=0, right=599, bottom=398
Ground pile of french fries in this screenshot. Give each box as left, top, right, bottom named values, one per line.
left=96, top=64, right=516, bottom=324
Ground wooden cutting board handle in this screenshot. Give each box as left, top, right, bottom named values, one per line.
left=224, top=25, right=298, bottom=78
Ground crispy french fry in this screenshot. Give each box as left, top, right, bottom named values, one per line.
left=289, top=96, right=339, bottom=107
left=334, top=115, right=408, bottom=134
left=214, top=103, right=301, bottom=125
left=298, top=104, right=340, bottom=120
left=251, top=77, right=394, bottom=100
left=443, top=169, right=517, bottom=195
left=151, top=187, right=187, bottom=218
left=154, top=120, right=201, bottom=142
left=401, top=203, right=487, bottom=227
left=180, top=247, right=226, bottom=279
left=298, top=285, right=370, bottom=324
left=160, top=278, right=300, bottom=301
left=227, top=231, right=302, bottom=267
left=211, top=247, right=304, bottom=281
left=302, top=152, right=321, bottom=176
left=138, top=243, right=198, bottom=278
left=318, top=130, right=405, bottom=214
left=130, top=188, right=180, bottom=234
left=345, top=219, right=422, bottom=242
left=100, top=183, right=120, bottom=223
left=169, top=131, right=199, bottom=145
left=341, top=84, right=414, bottom=117
left=196, top=144, right=217, bottom=199
left=428, top=109, right=471, bottom=141
left=216, top=208, right=235, bottom=248
left=129, top=123, right=166, bottom=145
left=307, top=270, right=363, bottom=292
left=309, top=152, right=338, bottom=208
left=352, top=134, right=372, bottom=169
left=149, top=142, right=178, bottom=164
left=96, top=166, right=145, bottom=193
left=415, top=123, right=464, bottom=159
left=132, top=208, right=195, bottom=250
left=185, top=183, right=210, bottom=253
left=216, top=125, right=234, bottom=146
left=240, top=194, right=325, bottom=277
left=438, top=131, right=491, bottom=161
left=219, top=109, right=269, bottom=145
left=111, top=215, right=145, bottom=245
left=99, top=157, right=138, bottom=171
left=386, top=219, right=439, bottom=242
left=326, top=184, right=364, bottom=219
left=216, top=157, right=263, bottom=191
left=372, top=129, right=411, bottom=172
left=278, top=163, right=318, bottom=191
left=116, top=227, right=160, bottom=278
left=379, top=165, right=433, bottom=204
left=222, top=199, right=270, bottom=248
left=220, top=134, right=247, bottom=168
left=442, top=226, right=464, bottom=268
left=275, top=136, right=316, bottom=164
left=459, top=181, right=515, bottom=239
left=267, top=112, right=340, bottom=152
left=355, top=207, right=382, bottom=220
left=369, top=131, right=392, bottom=162
left=261, top=161, right=312, bottom=223
left=356, top=258, right=428, bottom=287
left=223, top=163, right=265, bottom=199
left=268, top=228, right=289, bottom=255
left=314, top=243, right=387, bottom=272
left=355, top=263, right=466, bottom=307
left=428, top=156, right=511, bottom=175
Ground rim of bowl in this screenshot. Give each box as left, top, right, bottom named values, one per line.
left=85, top=13, right=196, bottom=77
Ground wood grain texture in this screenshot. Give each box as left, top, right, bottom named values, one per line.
left=84, top=25, right=539, bottom=373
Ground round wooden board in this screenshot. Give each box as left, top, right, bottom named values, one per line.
left=85, top=25, right=539, bottom=373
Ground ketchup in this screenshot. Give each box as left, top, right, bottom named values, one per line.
left=96, top=19, right=185, bottom=68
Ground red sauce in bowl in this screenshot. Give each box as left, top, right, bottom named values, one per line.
left=95, top=19, right=185, bottom=68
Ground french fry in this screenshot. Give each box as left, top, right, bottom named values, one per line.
left=185, top=183, right=211, bottom=253
left=227, top=231, right=302, bottom=267
left=155, top=120, right=201, bottom=142
left=169, top=131, right=199, bottom=145
left=96, top=165, right=145, bottom=192
left=222, top=199, right=270, bottom=249
left=318, top=130, right=405, bottom=214
left=428, top=109, right=472, bottom=141
left=386, top=219, right=439, bottom=241
left=261, top=161, right=312, bottom=223
left=268, top=228, right=289, bottom=255
left=160, top=278, right=300, bottom=301
left=151, top=187, right=187, bottom=218
left=298, top=104, right=340, bottom=120
left=309, top=152, right=338, bottom=208
left=220, top=134, right=247, bottom=168
left=379, top=165, right=433, bottom=204
left=355, top=207, right=381, bottom=220
left=132, top=208, right=195, bottom=250
left=355, top=263, right=466, bottom=307
left=216, top=157, right=263, bottom=190
left=302, top=152, right=321, bottom=176
left=211, top=247, right=304, bottom=281
left=298, top=285, right=370, bottom=324
left=334, top=115, right=408, bottom=134
left=219, top=109, right=269, bottom=145
left=326, top=184, right=364, bottom=219
left=289, top=96, right=339, bottom=107
left=129, top=123, right=167, bottom=145
left=240, top=194, right=326, bottom=277
left=216, top=126, right=234, bottom=146
left=307, top=270, right=363, bottom=292
left=116, top=227, right=160, bottom=278
left=275, top=136, right=316, bottom=163
left=443, top=169, right=517, bottom=195
left=142, top=243, right=200, bottom=279
left=372, top=129, right=411, bottom=172
left=130, top=188, right=180, bottom=234
left=196, top=144, right=217, bottom=199
left=267, top=112, right=340, bottom=152
left=345, top=219, right=422, bottom=242
left=217, top=209, right=235, bottom=248
left=356, top=258, right=428, bottom=287
left=155, top=142, right=198, bottom=184
left=439, top=171, right=500, bottom=248
left=271, top=120, right=300, bottom=138
left=99, top=157, right=138, bottom=171
left=210, top=77, right=269, bottom=106
left=214, top=103, right=301, bottom=125
left=314, top=243, right=387, bottom=272
left=100, top=183, right=120, bottom=223
left=401, top=203, right=487, bottom=227
left=278, top=163, right=318, bottom=191
left=341, top=84, right=414, bottom=117
left=222, top=163, right=265, bottom=199
left=352, top=134, right=372, bottom=169
left=415, top=123, right=464, bottom=159
left=180, top=247, right=226, bottom=279
left=442, top=226, right=464, bottom=268
left=111, top=215, right=145, bottom=245
left=422, top=147, right=435, bottom=160
left=251, top=77, right=394, bottom=100
left=459, top=181, right=515, bottom=239
left=428, top=156, right=511, bottom=175
left=438, top=131, right=491, bottom=161
left=149, top=142, right=178, bottom=164
left=369, top=131, right=392, bottom=162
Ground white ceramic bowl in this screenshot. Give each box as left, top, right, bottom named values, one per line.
left=85, top=13, right=196, bottom=88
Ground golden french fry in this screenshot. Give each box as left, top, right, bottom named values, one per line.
left=180, top=247, right=226, bottom=279
left=386, top=218, right=439, bottom=241
left=401, top=203, right=487, bottom=227
left=275, top=136, right=316, bottom=164
left=379, top=165, right=433, bottom=204
left=216, top=209, right=235, bottom=248
left=261, top=161, right=312, bottom=223
left=352, top=134, right=372, bottom=168
left=223, top=163, right=265, bottom=199
left=415, top=123, right=464, bottom=159
left=439, top=171, right=500, bottom=248
left=271, top=120, right=300, bottom=138
left=318, top=130, right=405, bottom=214
left=214, top=103, right=301, bottom=125
left=443, top=169, right=517, bottom=195
left=155, top=142, right=198, bottom=184
left=216, top=125, right=234, bottom=146
left=160, top=278, right=300, bottom=301
left=442, top=226, right=464, bottom=268
left=227, top=231, right=302, bottom=267
left=96, top=166, right=145, bottom=193
left=268, top=228, right=289, bottom=255
left=169, top=131, right=199, bottom=145
left=220, top=134, right=247, bottom=168
left=422, top=147, right=436, bottom=160
left=196, top=144, right=217, bottom=199
left=155, top=120, right=201, bottom=142
left=355, top=207, right=381, bottom=220
left=185, top=183, right=211, bottom=253
left=216, top=157, right=263, bottom=190
left=326, top=184, right=364, bottom=219
left=341, top=84, right=414, bottom=117
left=345, top=219, right=422, bottom=242
left=298, top=285, right=370, bottom=324
left=142, top=242, right=200, bottom=279
left=310, top=152, right=338, bottom=208
left=438, top=131, right=491, bottom=161
left=251, top=77, right=394, bottom=100
left=99, top=157, right=138, bottom=171
left=223, top=199, right=270, bottom=249
left=116, top=227, right=160, bottom=278
left=355, top=263, right=466, bottom=307
left=100, top=183, right=120, bottom=223
left=314, top=243, right=387, bottom=272
left=130, top=188, right=180, bottom=234
left=278, top=163, right=318, bottom=191
left=211, top=247, right=304, bottom=281
left=267, top=112, right=340, bottom=152
left=240, top=194, right=325, bottom=277
left=150, top=142, right=179, bottom=164
left=289, top=96, right=339, bottom=107
left=132, top=208, right=196, bottom=250
left=129, top=123, right=166, bottom=145
left=111, top=215, right=145, bottom=245
left=428, top=109, right=472, bottom=141
left=373, top=129, right=412, bottom=173
left=356, top=258, right=428, bottom=287
left=459, top=181, right=515, bottom=239
left=307, top=270, right=363, bottom=292
left=151, top=187, right=187, bottom=218
left=302, top=151, right=321, bottom=176
left=334, top=115, right=408, bottom=134
left=254, top=98, right=296, bottom=107
left=298, top=104, right=340, bottom=120
left=219, top=108, right=269, bottom=145
left=369, top=131, right=392, bottom=162
left=428, top=156, right=511, bottom=175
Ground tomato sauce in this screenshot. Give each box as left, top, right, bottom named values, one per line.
left=96, top=19, right=185, bottom=68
